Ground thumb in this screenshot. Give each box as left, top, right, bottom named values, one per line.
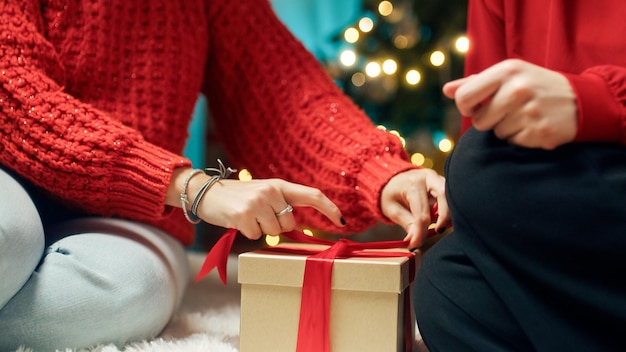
left=442, top=76, right=470, bottom=99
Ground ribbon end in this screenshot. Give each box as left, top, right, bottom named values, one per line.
left=195, top=253, right=229, bottom=285
left=194, top=228, right=239, bottom=285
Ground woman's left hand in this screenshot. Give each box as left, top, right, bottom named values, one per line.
left=380, top=168, right=450, bottom=249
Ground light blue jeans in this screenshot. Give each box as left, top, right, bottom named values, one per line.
left=0, top=168, right=189, bottom=351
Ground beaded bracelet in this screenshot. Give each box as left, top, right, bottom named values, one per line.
left=180, top=169, right=205, bottom=224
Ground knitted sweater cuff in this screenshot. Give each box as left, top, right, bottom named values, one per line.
left=109, top=142, right=191, bottom=220
left=357, top=154, right=417, bottom=222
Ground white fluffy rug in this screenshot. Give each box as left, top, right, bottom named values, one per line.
left=16, top=251, right=427, bottom=352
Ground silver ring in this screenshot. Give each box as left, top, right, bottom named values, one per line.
left=275, top=204, right=293, bottom=217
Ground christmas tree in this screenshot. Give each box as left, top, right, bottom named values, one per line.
left=327, top=0, right=468, bottom=173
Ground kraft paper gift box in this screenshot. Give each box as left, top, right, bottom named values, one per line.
left=237, top=242, right=419, bottom=352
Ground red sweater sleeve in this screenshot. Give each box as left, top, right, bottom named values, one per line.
left=0, top=1, right=190, bottom=221
left=461, top=0, right=507, bottom=133
left=203, top=0, right=416, bottom=233
left=465, top=0, right=626, bottom=143
left=564, top=67, right=626, bottom=144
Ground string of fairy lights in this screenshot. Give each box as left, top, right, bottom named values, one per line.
left=334, top=0, right=468, bottom=171
left=339, top=2, right=469, bottom=88
left=237, top=0, right=468, bottom=246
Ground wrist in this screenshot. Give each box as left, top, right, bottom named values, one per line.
left=166, top=160, right=237, bottom=223
left=166, top=167, right=204, bottom=208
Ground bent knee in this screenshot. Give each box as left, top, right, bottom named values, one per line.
left=0, top=174, right=44, bottom=307
left=43, top=234, right=180, bottom=343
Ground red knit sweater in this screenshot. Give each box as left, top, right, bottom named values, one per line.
left=0, top=0, right=415, bottom=245
left=464, top=0, right=626, bottom=143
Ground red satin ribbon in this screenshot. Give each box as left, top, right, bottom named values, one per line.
left=196, top=229, right=416, bottom=352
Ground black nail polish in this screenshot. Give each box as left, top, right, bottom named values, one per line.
left=340, top=217, right=346, bottom=226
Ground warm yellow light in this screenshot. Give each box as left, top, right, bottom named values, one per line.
left=382, top=59, right=398, bottom=75
left=359, top=17, right=374, bottom=32
left=438, top=138, right=454, bottom=152
left=339, top=49, right=357, bottom=67
left=238, top=169, right=252, bottom=181
left=455, top=36, right=470, bottom=53
left=344, top=27, right=359, bottom=43
left=405, top=69, right=421, bottom=85
left=365, top=61, right=382, bottom=77
left=378, top=1, right=393, bottom=16
left=411, top=152, right=425, bottom=166
left=303, top=229, right=314, bottom=236
left=265, top=234, right=280, bottom=246
left=430, top=51, right=446, bottom=67
left=351, top=72, right=366, bottom=87
left=423, top=158, right=434, bottom=169
left=390, top=130, right=406, bottom=147
left=393, top=35, right=409, bottom=49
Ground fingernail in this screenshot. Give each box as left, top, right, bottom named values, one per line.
left=340, top=217, right=346, bottom=226
left=437, top=227, right=447, bottom=234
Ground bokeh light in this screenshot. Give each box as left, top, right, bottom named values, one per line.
left=344, top=27, right=359, bottom=43
left=411, top=152, right=425, bottom=166
left=359, top=17, right=374, bottom=32
left=455, top=36, right=470, bottom=53
left=265, top=234, right=280, bottom=246
left=238, top=169, right=252, bottom=181
left=351, top=72, right=366, bottom=87
left=340, top=49, right=357, bottom=67
left=365, top=61, right=382, bottom=77
left=430, top=50, right=445, bottom=67
left=438, top=138, right=454, bottom=152
left=382, top=59, right=398, bottom=74
left=378, top=1, right=393, bottom=16
left=405, top=69, right=421, bottom=85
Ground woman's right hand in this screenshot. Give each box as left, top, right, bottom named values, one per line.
left=167, top=168, right=345, bottom=240
left=443, top=59, right=578, bottom=150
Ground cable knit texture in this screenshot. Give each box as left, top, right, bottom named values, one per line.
left=0, top=0, right=414, bottom=245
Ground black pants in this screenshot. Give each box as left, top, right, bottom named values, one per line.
left=415, top=128, right=626, bottom=352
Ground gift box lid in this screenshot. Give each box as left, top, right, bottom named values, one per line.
left=238, top=243, right=419, bottom=294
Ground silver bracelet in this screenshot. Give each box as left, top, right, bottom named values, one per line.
left=180, top=169, right=204, bottom=224
left=204, top=158, right=237, bottom=179
left=190, top=175, right=221, bottom=217
left=181, top=159, right=237, bottom=225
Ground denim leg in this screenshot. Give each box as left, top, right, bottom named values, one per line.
left=0, top=218, right=190, bottom=351
left=0, top=168, right=45, bottom=310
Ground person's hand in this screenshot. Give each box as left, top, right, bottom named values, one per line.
left=193, top=178, right=345, bottom=240
left=380, top=168, right=450, bottom=249
left=444, top=59, right=578, bottom=150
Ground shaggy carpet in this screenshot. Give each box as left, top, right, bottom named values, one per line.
left=16, top=251, right=427, bottom=352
